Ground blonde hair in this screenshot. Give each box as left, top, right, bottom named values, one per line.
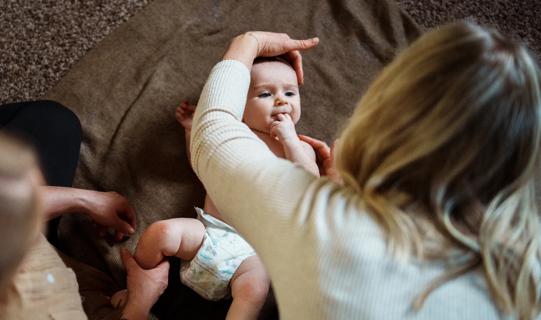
left=0, top=134, right=41, bottom=294
left=336, top=22, right=541, bottom=318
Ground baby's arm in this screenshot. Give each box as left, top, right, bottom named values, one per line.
left=134, top=218, right=205, bottom=269
left=270, top=113, right=320, bottom=176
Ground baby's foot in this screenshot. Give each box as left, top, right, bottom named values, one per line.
left=111, top=289, right=128, bottom=309
left=175, top=101, right=196, bottom=131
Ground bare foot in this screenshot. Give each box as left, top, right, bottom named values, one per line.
left=111, top=289, right=128, bottom=309
left=175, top=101, right=196, bottom=131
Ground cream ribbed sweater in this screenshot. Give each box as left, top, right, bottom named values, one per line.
left=191, top=60, right=503, bottom=319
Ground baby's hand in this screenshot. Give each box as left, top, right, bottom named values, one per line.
left=270, top=113, right=298, bottom=144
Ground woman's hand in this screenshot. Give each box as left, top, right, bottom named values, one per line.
left=223, top=31, right=319, bottom=84
left=82, top=191, right=137, bottom=241
left=298, top=135, right=342, bottom=184
left=40, top=186, right=136, bottom=241
left=120, top=248, right=169, bottom=320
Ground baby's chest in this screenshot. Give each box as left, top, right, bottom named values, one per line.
left=267, top=139, right=286, bottom=158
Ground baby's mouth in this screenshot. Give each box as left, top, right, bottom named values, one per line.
left=271, top=105, right=291, bottom=116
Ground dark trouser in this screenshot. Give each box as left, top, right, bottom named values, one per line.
left=0, top=100, right=82, bottom=248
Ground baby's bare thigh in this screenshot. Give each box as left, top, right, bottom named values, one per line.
left=136, top=218, right=206, bottom=265
left=231, top=255, right=269, bottom=285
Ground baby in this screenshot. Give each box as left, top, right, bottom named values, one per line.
left=112, top=57, right=318, bottom=319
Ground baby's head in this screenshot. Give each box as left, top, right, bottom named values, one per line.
left=243, top=56, right=301, bottom=133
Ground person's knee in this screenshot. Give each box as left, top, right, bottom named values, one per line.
left=36, top=100, right=82, bottom=140
left=8, top=100, right=82, bottom=141
left=137, top=220, right=179, bottom=260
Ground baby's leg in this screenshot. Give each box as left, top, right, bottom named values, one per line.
left=227, top=256, right=270, bottom=320
left=175, top=101, right=195, bottom=131
left=135, top=218, right=205, bottom=269
left=175, top=102, right=196, bottom=163
left=111, top=218, right=205, bottom=309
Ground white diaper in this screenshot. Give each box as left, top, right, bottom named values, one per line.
left=180, top=207, right=256, bottom=300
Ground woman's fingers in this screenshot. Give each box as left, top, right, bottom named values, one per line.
left=258, top=33, right=319, bottom=57
left=246, top=31, right=318, bottom=61
left=115, top=217, right=136, bottom=236
left=280, top=38, right=318, bottom=84
left=120, top=247, right=136, bottom=270
left=296, top=37, right=320, bottom=50
left=224, top=31, right=318, bottom=75
left=124, top=204, right=137, bottom=230
left=298, top=134, right=331, bottom=159
left=286, top=50, right=304, bottom=84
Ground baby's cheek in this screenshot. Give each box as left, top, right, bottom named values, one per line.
left=291, top=109, right=301, bottom=124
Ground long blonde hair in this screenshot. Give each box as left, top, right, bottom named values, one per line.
left=0, top=134, right=41, bottom=295
left=337, top=22, right=541, bottom=318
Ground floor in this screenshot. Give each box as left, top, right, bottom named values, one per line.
left=0, top=0, right=539, bottom=104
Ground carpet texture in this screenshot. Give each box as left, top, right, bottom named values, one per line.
left=0, top=0, right=149, bottom=104
left=0, top=1, right=539, bottom=105
left=397, top=0, right=540, bottom=61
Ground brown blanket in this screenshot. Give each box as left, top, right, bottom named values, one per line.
left=46, top=0, right=419, bottom=317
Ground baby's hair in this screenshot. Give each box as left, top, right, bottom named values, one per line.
left=253, top=55, right=292, bottom=68
left=337, top=21, right=541, bottom=319
left=0, top=134, right=40, bottom=295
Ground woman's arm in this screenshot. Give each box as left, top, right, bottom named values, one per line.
left=190, top=33, right=319, bottom=249
left=41, top=186, right=136, bottom=240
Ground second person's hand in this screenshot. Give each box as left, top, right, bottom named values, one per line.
left=83, top=190, right=137, bottom=242
left=298, top=135, right=342, bottom=184
left=40, top=186, right=137, bottom=241
left=119, top=247, right=170, bottom=320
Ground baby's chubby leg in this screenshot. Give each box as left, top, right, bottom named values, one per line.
left=175, top=101, right=196, bottom=131
left=135, top=218, right=206, bottom=269
left=175, top=101, right=196, bottom=166
left=111, top=218, right=205, bottom=309
left=227, top=256, right=270, bottom=320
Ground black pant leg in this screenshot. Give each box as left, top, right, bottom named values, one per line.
left=0, top=100, right=82, bottom=246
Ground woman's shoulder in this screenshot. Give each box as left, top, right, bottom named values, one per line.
left=5, top=235, right=87, bottom=319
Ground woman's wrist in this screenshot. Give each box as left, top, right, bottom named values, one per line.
left=74, top=188, right=97, bottom=217
left=223, top=33, right=259, bottom=70
left=40, top=186, right=90, bottom=220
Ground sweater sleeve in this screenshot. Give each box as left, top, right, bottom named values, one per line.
left=190, top=60, right=317, bottom=254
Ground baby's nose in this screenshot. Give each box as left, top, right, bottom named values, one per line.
left=274, top=98, right=287, bottom=106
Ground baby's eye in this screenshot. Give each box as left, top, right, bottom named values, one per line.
left=285, top=91, right=296, bottom=97
left=258, top=92, right=272, bottom=98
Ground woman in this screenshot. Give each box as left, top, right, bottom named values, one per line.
left=0, top=134, right=169, bottom=319
left=0, top=101, right=167, bottom=319
left=189, top=23, right=541, bottom=319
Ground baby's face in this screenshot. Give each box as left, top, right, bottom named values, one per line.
left=244, top=61, right=301, bottom=133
